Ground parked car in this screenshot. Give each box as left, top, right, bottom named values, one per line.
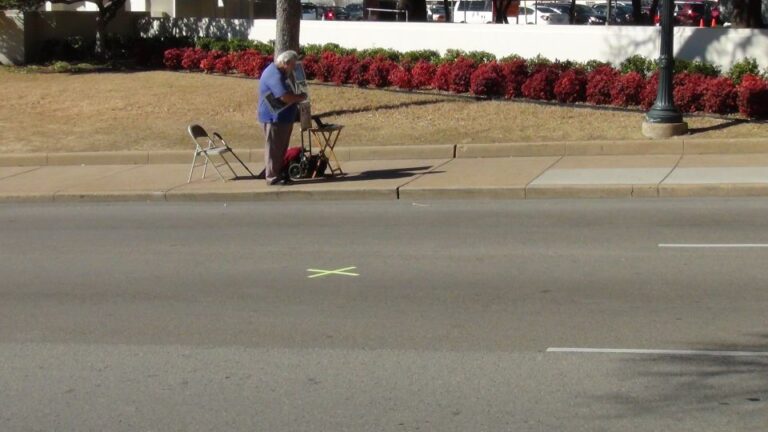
left=592, top=3, right=635, bottom=23
left=453, top=0, right=493, bottom=23
left=544, top=3, right=607, bottom=24
left=673, top=1, right=714, bottom=26
left=428, top=4, right=447, bottom=21
left=345, top=3, right=365, bottom=20
left=516, top=5, right=569, bottom=24
left=322, top=6, right=350, bottom=20
left=301, top=2, right=320, bottom=20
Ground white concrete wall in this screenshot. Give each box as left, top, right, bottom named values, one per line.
left=0, top=11, right=25, bottom=65
left=139, top=18, right=768, bottom=70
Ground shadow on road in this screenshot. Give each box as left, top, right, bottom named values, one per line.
left=597, top=335, right=768, bottom=419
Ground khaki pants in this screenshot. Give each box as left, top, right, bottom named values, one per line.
left=262, top=122, right=294, bottom=183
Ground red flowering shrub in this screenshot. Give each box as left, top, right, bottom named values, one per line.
left=702, top=76, right=737, bottom=114
left=200, top=50, right=225, bottom=73
left=470, top=62, right=506, bottom=97
left=737, top=74, right=768, bottom=118
left=367, top=56, right=396, bottom=88
left=301, top=54, right=319, bottom=80
left=232, top=50, right=271, bottom=77
left=553, top=68, right=587, bottom=103
left=586, top=66, right=620, bottom=105
left=500, top=59, right=528, bottom=98
left=610, top=72, right=645, bottom=107
left=389, top=63, right=414, bottom=90
left=181, top=48, right=207, bottom=71
left=213, top=53, right=235, bottom=74
left=332, top=54, right=359, bottom=85
left=449, top=57, right=476, bottom=93
left=411, top=60, right=437, bottom=89
left=640, top=72, right=659, bottom=110
left=163, top=48, right=185, bottom=70
left=317, top=52, right=340, bottom=82
left=673, top=72, right=709, bottom=113
left=432, top=63, right=453, bottom=91
left=521, top=65, right=560, bottom=100
left=351, top=57, right=373, bottom=87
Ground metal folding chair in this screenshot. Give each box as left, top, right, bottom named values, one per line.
left=187, top=124, right=255, bottom=183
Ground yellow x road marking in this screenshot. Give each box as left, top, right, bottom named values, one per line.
left=307, top=266, right=359, bottom=278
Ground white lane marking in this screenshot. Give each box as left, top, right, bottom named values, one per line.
left=659, top=244, right=768, bottom=248
left=307, top=266, right=359, bottom=279
left=547, top=347, right=768, bottom=357
left=412, top=202, right=429, bottom=207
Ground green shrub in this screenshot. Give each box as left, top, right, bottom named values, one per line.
left=583, top=60, right=611, bottom=72
left=463, top=50, right=496, bottom=64
left=227, top=39, right=254, bottom=52
left=527, top=54, right=552, bottom=69
left=320, top=42, right=354, bottom=56
left=358, top=48, right=401, bottom=61
left=686, top=59, right=720, bottom=76
left=51, top=61, right=72, bottom=73
left=195, top=37, right=216, bottom=50
left=401, top=49, right=441, bottom=64
left=729, top=57, right=761, bottom=84
left=441, top=48, right=467, bottom=63
left=301, top=43, right=324, bottom=56
left=252, top=40, right=274, bottom=54
left=619, top=54, right=652, bottom=76
left=499, top=54, right=523, bottom=63
left=440, top=49, right=495, bottom=65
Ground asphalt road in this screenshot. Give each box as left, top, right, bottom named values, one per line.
left=1, top=199, right=767, bottom=431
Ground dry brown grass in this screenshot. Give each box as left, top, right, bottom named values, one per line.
left=1, top=69, right=766, bottom=153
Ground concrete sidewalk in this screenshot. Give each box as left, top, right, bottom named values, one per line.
left=2, top=153, right=768, bottom=202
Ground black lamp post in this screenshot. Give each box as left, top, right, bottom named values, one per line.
left=643, top=0, right=687, bottom=136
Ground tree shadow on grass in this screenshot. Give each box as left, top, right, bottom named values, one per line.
left=313, top=99, right=459, bottom=118
left=687, top=118, right=748, bottom=135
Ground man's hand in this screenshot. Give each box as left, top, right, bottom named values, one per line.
left=280, top=92, right=308, bottom=105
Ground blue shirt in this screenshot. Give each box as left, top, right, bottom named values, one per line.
left=258, top=63, right=298, bottom=124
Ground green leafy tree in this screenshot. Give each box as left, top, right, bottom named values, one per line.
left=0, top=0, right=127, bottom=58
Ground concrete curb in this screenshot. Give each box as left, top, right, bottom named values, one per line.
left=6, top=184, right=768, bottom=203
left=3, top=138, right=767, bottom=167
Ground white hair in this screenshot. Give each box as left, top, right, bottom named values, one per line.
left=276, top=50, right=299, bottom=67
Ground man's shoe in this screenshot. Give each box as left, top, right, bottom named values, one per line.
left=281, top=177, right=294, bottom=185
left=268, top=178, right=281, bottom=186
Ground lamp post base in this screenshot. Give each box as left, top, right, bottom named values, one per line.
left=642, top=121, right=688, bottom=139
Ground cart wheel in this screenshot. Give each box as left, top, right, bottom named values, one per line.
left=288, top=163, right=302, bottom=180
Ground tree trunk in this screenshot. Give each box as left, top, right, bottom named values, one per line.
left=95, top=15, right=106, bottom=58
left=569, top=0, right=576, bottom=24
left=398, top=0, right=427, bottom=21
left=649, top=0, right=659, bottom=24
left=275, top=0, right=300, bottom=56
left=493, top=0, right=512, bottom=23
left=631, top=0, right=642, bottom=24
left=442, top=0, right=451, bottom=22
left=732, top=0, right=765, bottom=27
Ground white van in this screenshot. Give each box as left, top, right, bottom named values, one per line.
left=453, top=0, right=494, bottom=23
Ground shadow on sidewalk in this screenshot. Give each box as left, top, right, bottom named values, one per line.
left=301, top=166, right=444, bottom=183
left=688, top=119, right=747, bottom=135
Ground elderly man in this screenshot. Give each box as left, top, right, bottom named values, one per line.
left=258, top=50, right=307, bottom=185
